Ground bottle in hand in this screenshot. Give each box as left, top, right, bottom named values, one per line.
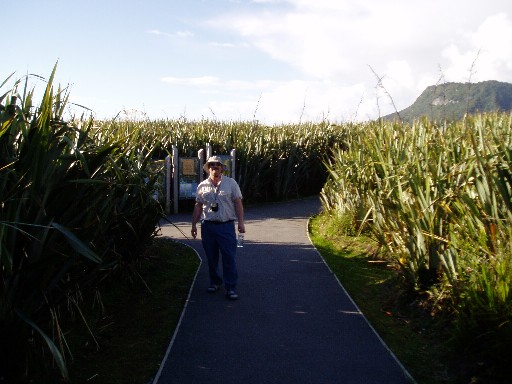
left=237, top=233, right=244, bottom=248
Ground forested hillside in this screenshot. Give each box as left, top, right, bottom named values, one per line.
left=384, top=80, right=512, bottom=123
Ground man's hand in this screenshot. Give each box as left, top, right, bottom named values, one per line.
left=191, top=223, right=198, bottom=239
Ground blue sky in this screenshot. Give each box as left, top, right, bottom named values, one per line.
left=3, top=0, right=512, bottom=124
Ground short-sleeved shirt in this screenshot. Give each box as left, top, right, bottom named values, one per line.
left=195, top=176, right=242, bottom=222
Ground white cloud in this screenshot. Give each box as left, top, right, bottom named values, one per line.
left=147, top=29, right=194, bottom=38
left=441, top=13, right=512, bottom=83
left=251, top=0, right=285, bottom=3
left=209, top=42, right=236, bottom=48
left=161, top=76, right=276, bottom=91
left=162, top=76, right=221, bottom=86
left=209, top=41, right=250, bottom=48
left=202, top=1, right=512, bottom=122
left=470, top=13, right=512, bottom=77
left=203, top=79, right=374, bottom=123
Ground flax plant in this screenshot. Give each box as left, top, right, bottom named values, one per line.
left=1, top=68, right=164, bottom=381
left=320, top=123, right=373, bottom=233
left=367, top=120, right=464, bottom=287
left=321, top=113, right=512, bottom=354
left=448, top=114, right=512, bottom=352
left=321, top=116, right=512, bottom=287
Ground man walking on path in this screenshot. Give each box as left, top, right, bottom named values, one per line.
left=191, top=156, right=245, bottom=300
left=155, top=196, right=414, bottom=384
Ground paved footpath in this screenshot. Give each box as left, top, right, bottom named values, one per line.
left=152, top=196, right=415, bottom=384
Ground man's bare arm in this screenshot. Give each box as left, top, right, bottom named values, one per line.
left=191, top=202, right=203, bottom=239
left=234, top=198, right=245, bottom=233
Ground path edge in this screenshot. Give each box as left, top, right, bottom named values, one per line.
left=306, top=217, right=418, bottom=384
left=151, top=239, right=202, bottom=384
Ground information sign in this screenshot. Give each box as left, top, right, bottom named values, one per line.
left=179, top=157, right=199, bottom=199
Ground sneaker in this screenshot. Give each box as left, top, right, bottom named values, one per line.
left=207, top=284, right=221, bottom=293
left=226, top=290, right=239, bottom=300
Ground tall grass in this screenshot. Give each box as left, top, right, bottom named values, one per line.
left=321, top=114, right=512, bottom=355
left=0, top=68, right=164, bottom=381
left=93, top=118, right=346, bottom=202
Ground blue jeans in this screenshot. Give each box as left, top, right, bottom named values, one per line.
left=201, top=220, right=238, bottom=291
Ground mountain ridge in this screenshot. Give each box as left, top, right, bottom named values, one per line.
left=383, top=80, right=512, bottom=123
